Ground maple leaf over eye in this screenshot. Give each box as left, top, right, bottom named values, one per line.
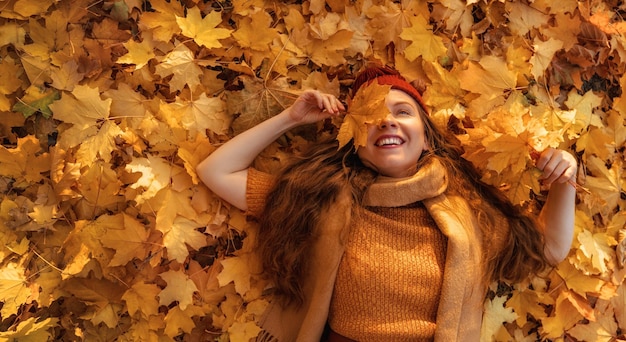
left=337, top=83, right=392, bottom=149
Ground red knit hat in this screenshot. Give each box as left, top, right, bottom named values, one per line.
left=352, top=66, right=428, bottom=114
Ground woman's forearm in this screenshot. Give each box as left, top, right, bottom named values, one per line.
left=196, top=110, right=300, bottom=210
left=539, top=180, right=576, bottom=264
left=196, top=90, right=344, bottom=210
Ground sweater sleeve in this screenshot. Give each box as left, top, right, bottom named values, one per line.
left=246, top=168, right=276, bottom=219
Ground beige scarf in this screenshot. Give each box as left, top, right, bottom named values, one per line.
left=257, top=158, right=488, bottom=342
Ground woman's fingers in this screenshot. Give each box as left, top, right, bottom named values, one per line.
left=536, top=148, right=577, bottom=185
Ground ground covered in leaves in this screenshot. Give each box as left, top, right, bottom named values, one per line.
left=0, top=0, right=625, bottom=341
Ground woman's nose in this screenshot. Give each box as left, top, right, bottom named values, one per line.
left=378, top=113, right=397, bottom=128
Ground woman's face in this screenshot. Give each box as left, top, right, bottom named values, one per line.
left=357, top=89, right=429, bottom=178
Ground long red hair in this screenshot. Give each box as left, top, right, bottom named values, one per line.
left=255, top=67, right=549, bottom=307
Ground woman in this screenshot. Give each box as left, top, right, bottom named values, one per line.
left=197, top=66, right=577, bottom=341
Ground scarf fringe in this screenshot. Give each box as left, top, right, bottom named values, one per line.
left=255, top=330, right=279, bottom=342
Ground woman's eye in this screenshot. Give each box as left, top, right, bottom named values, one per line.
left=397, top=109, right=411, bottom=116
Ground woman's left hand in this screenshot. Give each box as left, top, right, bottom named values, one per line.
left=534, top=148, right=578, bottom=186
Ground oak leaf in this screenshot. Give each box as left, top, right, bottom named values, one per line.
left=337, top=83, right=392, bottom=149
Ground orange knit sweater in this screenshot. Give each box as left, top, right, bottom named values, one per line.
left=328, top=203, right=447, bottom=341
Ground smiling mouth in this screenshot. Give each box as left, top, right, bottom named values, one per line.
left=375, top=136, right=404, bottom=146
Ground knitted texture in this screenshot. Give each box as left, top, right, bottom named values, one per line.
left=245, top=168, right=275, bottom=218
left=328, top=203, right=447, bottom=341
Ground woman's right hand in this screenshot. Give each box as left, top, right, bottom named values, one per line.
left=285, top=90, right=345, bottom=125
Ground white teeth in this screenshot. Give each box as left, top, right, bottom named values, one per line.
left=376, top=137, right=403, bottom=146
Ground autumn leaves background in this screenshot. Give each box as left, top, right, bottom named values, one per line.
left=0, top=0, right=625, bottom=340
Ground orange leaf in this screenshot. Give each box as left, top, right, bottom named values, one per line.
left=337, top=83, right=391, bottom=149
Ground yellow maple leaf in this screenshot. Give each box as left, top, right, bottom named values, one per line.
left=176, top=7, right=232, bottom=49
left=542, top=12, right=582, bottom=51
left=576, top=228, right=617, bottom=275
left=217, top=255, right=253, bottom=297
left=505, top=1, right=550, bottom=36
left=337, top=83, right=392, bottom=149
left=0, top=135, right=50, bottom=187
left=74, top=120, right=123, bottom=164
left=0, top=58, right=22, bottom=96
left=564, top=89, right=604, bottom=132
left=483, top=133, right=529, bottom=174
left=232, top=10, right=278, bottom=51
left=0, top=317, right=58, bottom=341
left=154, top=44, right=203, bottom=92
left=556, top=260, right=606, bottom=297
left=400, top=15, right=448, bottom=63
left=49, top=60, right=84, bottom=92
left=164, top=306, right=197, bottom=338
left=180, top=93, right=231, bottom=136
left=506, top=286, right=554, bottom=326
left=580, top=156, right=622, bottom=218
left=530, top=37, right=564, bottom=81
left=122, top=282, right=160, bottom=317
left=422, top=61, right=465, bottom=110
left=568, top=301, right=619, bottom=342
left=458, top=56, right=517, bottom=101
left=100, top=213, right=150, bottom=267
left=228, top=321, right=262, bottom=342
left=50, top=84, right=111, bottom=128
left=540, top=290, right=584, bottom=339
left=117, top=34, right=156, bottom=70
left=365, top=0, right=427, bottom=52
left=158, top=269, right=198, bottom=310
left=0, top=22, right=26, bottom=48
left=62, top=277, right=125, bottom=328
left=138, top=0, right=183, bottom=42
left=163, top=216, right=206, bottom=263
left=436, top=0, right=474, bottom=37
left=0, top=262, right=32, bottom=318
left=480, top=295, right=517, bottom=342
left=77, top=162, right=124, bottom=215
left=125, top=155, right=173, bottom=204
